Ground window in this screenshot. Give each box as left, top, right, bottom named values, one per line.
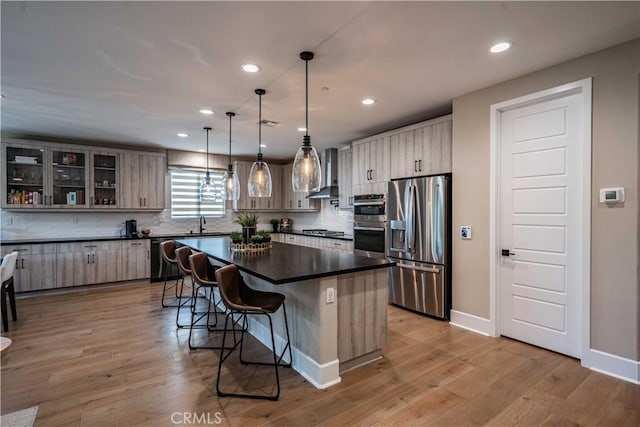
left=170, top=169, right=225, bottom=218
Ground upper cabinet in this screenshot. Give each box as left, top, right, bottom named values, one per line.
left=2, top=139, right=165, bottom=211
left=390, top=116, right=452, bottom=179
left=2, top=142, right=89, bottom=208
left=233, top=161, right=318, bottom=212
left=352, top=136, right=390, bottom=195
left=120, top=152, right=165, bottom=210
left=337, top=147, right=353, bottom=209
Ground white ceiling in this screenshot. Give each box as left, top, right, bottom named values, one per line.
left=1, top=1, right=638, bottom=161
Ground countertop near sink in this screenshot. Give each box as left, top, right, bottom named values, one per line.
left=272, top=231, right=353, bottom=241
left=0, top=232, right=230, bottom=246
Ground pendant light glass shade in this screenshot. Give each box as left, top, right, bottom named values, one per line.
left=247, top=89, right=272, bottom=197
left=223, top=112, right=240, bottom=201
left=292, top=51, right=322, bottom=193
left=199, top=127, right=217, bottom=203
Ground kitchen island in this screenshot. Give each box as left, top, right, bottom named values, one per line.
left=176, top=237, right=394, bottom=389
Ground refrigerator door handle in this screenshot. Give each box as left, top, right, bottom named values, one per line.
left=397, top=262, right=441, bottom=274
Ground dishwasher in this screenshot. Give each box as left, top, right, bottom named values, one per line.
left=150, top=238, right=180, bottom=282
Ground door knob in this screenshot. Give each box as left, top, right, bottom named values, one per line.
left=501, top=249, right=515, bottom=256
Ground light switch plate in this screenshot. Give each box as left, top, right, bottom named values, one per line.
left=460, top=226, right=472, bottom=240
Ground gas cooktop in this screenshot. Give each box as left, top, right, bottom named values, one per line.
left=302, top=229, right=345, bottom=237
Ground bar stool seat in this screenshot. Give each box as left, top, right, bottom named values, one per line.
left=160, top=240, right=189, bottom=309
left=214, top=263, right=292, bottom=401
left=186, top=252, right=228, bottom=350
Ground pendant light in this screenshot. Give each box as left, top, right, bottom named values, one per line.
left=292, top=51, right=321, bottom=192
left=199, top=126, right=217, bottom=203
left=247, top=88, right=272, bottom=197
left=223, top=112, right=240, bottom=201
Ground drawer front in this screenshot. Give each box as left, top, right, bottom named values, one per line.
left=122, top=240, right=149, bottom=250
left=58, top=240, right=123, bottom=252
left=2, top=243, right=57, bottom=256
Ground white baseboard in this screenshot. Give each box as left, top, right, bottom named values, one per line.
left=246, top=317, right=341, bottom=389
left=582, top=348, right=640, bottom=385
left=449, top=309, right=491, bottom=336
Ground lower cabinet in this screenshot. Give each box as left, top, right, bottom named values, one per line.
left=56, top=241, right=122, bottom=287
left=272, top=234, right=353, bottom=253
left=121, top=240, right=150, bottom=281
left=1, top=244, right=57, bottom=292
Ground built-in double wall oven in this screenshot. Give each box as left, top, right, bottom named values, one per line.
left=353, top=194, right=386, bottom=259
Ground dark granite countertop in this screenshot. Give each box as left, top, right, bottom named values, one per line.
left=1, top=232, right=229, bottom=246
left=176, top=237, right=392, bottom=285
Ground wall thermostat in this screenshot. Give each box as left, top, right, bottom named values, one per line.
left=599, top=187, right=624, bottom=204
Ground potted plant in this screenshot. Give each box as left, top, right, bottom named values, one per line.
left=269, top=218, right=280, bottom=233
left=234, top=212, right=259, bottom=243
left=250, top=234, right=264, bottom=244
left=229, top=231, right=243, bottom=244
left=256, top=230, right=271, bottom=243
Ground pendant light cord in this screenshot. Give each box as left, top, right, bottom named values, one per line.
left=258, top=92, right=262, bottom=156
left=305, top=58, right=309, bottom=138
left=228, top=115, right=232, bottom=164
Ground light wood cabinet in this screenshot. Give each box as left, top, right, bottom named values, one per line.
left=56, top=241, right=122, bottom=287
left=121, top=240, right=150, bottom=280
left=2, top=139, right=166, bottom=211
left=2, top=142, right=90, bottom=209
left=352, top=136, right=390, bottom=195
left=281, top=163, right=320, bottom=212
left=120, top=153, right=165, bottom=210
left=233, top=161, right=283, bottom=211
left=273, top=234, right=353, bottom=254
left=1, top=244, right=57, bottom=292
left=390, top=116, right=452, bottom=179
left=338, top=147, right=353, bottom=209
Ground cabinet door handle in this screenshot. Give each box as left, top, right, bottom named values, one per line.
left=49, top=195, right=53, bottom=205
left=418, top=159, right=422, bottom=172
left=131, top=242, right=142, bottom=246
left=87, top=254, right=91, bottom=264
left=414, top=160, right=418, bottom=172
left=143, top=197, right=147, bottom=207
left=21, top=259, right=25, bottom=269
left=139, top=197, right=142, bottom=207
left=92, top=254, right=96, bottom=264
left=84, top=245, right=97, bottom=248
left=298, top=200, right=301, bottom=208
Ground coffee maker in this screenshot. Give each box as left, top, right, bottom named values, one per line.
left=125, top=219, right=138, bottom=238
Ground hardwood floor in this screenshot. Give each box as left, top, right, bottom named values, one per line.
left=1, top=281, right=638, bottom=426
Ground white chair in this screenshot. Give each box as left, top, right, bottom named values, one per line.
left=1, top=251, right=18, bottom=332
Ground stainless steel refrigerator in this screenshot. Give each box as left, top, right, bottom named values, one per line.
left=387, top=175, right=451, bottom=319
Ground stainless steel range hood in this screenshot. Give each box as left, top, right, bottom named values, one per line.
left=307, top=148, right=339, bottom=199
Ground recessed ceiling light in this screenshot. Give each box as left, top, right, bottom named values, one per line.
left=490, top=41, right=512, bottom=53
left=199, top=109, right=214, bottom=115
left=241, top=63, right=261, bottom=73
left=197, top=149, right=205, bottom=152
left=260, top=144, right=267, bottom=148
left=362, top=98, right=376, bottom=105
left=298, top=127, right=307, bottom=132
left=177, top=133, right=188, bottom=138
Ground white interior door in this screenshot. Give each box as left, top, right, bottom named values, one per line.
left=499, top=92, right=584, bottom=358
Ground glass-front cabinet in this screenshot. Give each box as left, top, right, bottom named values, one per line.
left=2, top=142, right=89, bottom=208
left=50, top=148, right=88, bottom=206
left=91, top=152, right=118, bottom=207
left=4, top=144, right=45, bottom=207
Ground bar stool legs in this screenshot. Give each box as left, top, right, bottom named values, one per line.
left=216, top=303, right=292, bottom=401
left=187, top=286, right=229, bottom=350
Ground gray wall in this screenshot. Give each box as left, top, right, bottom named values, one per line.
left=452, top=39, right=639, bottom=360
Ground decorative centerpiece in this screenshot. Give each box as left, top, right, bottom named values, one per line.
left=230, top=215, right=272, bottom=253
left=234, top=213, right=259, bottom=243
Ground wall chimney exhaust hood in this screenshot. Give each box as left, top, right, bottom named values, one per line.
left=307, top=148, right=339, bottom=199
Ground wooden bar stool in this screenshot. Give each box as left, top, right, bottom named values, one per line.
left=214, top=264, right=292, bottom=401
left=160, top=240, right=189, bottom=309
left=187, top=252, right=229, bottom=350
left=1, top=251, right=18, bottom=332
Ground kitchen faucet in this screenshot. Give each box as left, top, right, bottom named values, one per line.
left=199, top=215, right=206, bottom=234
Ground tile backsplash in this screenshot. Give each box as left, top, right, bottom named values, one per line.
left=0, top=200, right=352, bottom=241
